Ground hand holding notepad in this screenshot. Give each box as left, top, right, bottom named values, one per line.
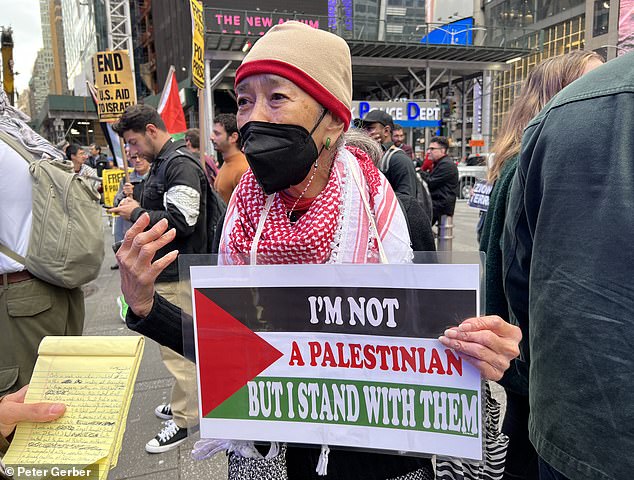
left=2, top=336, right=144, bottom=480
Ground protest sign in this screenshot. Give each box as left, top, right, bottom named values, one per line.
left=93, top=50, right=136, bottom=122
left=190, top=0, right=205, bottom=90
left=102, top=168, right=132, bottom=208
left=468, top=180, right=493, bottom=211
left=191, top=263, right=483, bottom=460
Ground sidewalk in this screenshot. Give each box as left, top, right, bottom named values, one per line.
left=82, top=216, right=227, bottom=480
left=89, top=203, right=483, bottom=479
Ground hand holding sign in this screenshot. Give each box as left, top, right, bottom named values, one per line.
left=123, top=182, right=134, bottom=198
left=439, top=315, right=521, bottom=381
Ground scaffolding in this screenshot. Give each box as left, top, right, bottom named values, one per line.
left=105, top=0, right=136, bottom=98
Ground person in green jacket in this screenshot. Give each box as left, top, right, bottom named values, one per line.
left=479, top=50, right=603, bottom=480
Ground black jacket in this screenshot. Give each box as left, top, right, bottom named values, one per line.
left=396, top=193, right=435, bottom=252
left=87, top=153, right=109, bottom=177
left=502, top=52, right=634, bottom=480
left=379, top=142, right=418, bottom=198
left=425, top=155, right=458, bottom=221
left=130, top=139, right=215, bottom=282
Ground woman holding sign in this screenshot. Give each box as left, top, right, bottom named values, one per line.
left=116, top=22, right=521, bottom=480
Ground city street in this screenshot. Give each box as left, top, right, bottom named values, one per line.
left=85, top=201, right=487, bottom=479
left=1, top=0, right=629, bottom=477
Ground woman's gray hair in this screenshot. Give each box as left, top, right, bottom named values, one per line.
left=343, top=129, right=382, bottom=167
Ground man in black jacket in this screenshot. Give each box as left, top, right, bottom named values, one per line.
left=356, top=110, right=418, bottom=198
left=422, top=136, right=458, bottom=225
left=87, top=143, right=110, bottom=176
left=110, top=105, right=215, bottom=454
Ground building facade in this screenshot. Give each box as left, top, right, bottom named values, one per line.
left=49, top=0, right=69, bottom=95
left=60, top=0, right=108, bottom=95
left=349, top=0, right=428, bottom=42
left=133, top=0, right=192, bottom=95
left=131, top=0, right=543, bottom=154
left=28, top=49, right=51, bottom=118
left=484, top=0, right=624, bottom=137
left=17, top=87, right=31, bottom=116
left=28, top=0, right=56, bottom=118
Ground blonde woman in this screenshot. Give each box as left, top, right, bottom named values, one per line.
left=479, top=50, right=603, bottom=480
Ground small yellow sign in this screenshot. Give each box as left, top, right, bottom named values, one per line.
left=93, top=50, right=137, bottom=122
left=190, top=0, right=205, bottom=90
left=102, top=168, right=133, bottom=208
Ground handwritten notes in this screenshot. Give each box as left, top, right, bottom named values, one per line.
left=3, top=336, right=144, bottom=479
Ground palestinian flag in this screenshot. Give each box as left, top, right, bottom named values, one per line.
left=158, top=65, right=187, bottom=138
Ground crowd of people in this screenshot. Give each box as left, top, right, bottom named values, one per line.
left=0, top=18, right=632, bottom=480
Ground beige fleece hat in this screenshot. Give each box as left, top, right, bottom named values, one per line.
left=235, top=21, right=352, bottom=130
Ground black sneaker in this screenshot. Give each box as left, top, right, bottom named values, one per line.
left=154, top=403, right=173, bottom=420
left=145, top=420, right=188, bottom=453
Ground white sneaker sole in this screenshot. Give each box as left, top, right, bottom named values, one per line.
left=145, top=436, right=187, bottom=454
left=154, top=407, right=173, bottom=420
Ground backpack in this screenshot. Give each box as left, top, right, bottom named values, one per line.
left=380, top=146, right=433, bottom=220
left=0, top=130, right=104, bottom=289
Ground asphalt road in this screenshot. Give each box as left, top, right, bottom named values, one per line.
left=81, top=200, right=502, bottom=479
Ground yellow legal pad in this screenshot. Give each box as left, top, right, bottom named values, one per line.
left=3, top=336, right=145, bottom=480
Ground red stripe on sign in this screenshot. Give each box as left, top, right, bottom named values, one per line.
left=195, top=290, right=284, bottom=416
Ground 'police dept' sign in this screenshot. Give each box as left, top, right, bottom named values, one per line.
left=352, top=101, right=441, bottom=128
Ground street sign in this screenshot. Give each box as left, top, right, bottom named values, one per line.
left=352, top=101, right=442, bottom=128
left=190, top=0, right=205, bottom=90
left=191, top=263, right=483, bottom=460
left=92, top=50, right=136, bottom=122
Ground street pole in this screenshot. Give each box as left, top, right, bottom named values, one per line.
left=425, top=65, right=431, bottom=148
left=204, top=58, right=214, bottom=160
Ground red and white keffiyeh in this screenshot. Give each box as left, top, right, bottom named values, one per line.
left=219, top=145, right=412, bottom=265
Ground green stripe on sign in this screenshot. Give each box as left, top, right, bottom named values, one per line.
left=206, top=377, right=480, bottom=437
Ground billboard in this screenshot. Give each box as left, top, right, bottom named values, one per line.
left=207, top=0, right=328, bottom=35
left=212, top=0, right=327, bottom=13
left=328, top=0, right=353, bottom=32
left=421, top=17, right=474, bottom=46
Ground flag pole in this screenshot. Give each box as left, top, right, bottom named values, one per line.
left=120, top=138, right=130, bottom=185
left=198, top=89, right=206, bottom=170
left=86, top=80, right=130, bottom=184
left=159, top=65, right=176, bottom=107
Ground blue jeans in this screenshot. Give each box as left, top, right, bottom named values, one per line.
left=114, top=215, right=132, bottom=243
left=538, top=457, right=570, bottom=480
